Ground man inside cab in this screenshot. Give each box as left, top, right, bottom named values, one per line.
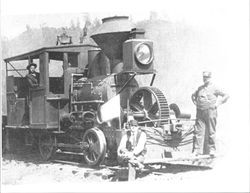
left=26, top=63, right=39, bottom=88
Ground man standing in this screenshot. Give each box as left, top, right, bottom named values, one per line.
left=26, top=63, right=39, bottom=88
left=191, top=71, right=229, bottom=157
left=117, top=119, right=147, bottom=168
left=22, top=63, right=39, bottom=125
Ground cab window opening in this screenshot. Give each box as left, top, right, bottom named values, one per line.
left=48, top=52, right=64, bottom=94
left=68, top=52, right=79, bottom=67
left=6, top=60, right=40, bottom=98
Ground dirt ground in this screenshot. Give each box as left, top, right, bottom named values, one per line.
left=1, top=134, right=250, bottom=193
left=0, top=147, right=230, bottom=192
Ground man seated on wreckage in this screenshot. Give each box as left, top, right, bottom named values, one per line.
left=117, top=118, right=147, bottom=169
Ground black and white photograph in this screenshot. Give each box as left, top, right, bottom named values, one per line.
left=1, top=0, right=249, bottom=192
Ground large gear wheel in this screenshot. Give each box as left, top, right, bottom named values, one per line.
left=129, top=87, right=170, bottom=127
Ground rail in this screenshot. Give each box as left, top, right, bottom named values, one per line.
left=138, top=118, right=196, bottom=124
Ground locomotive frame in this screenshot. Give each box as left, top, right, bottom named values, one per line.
left=3, top=16, right=206, bottom=170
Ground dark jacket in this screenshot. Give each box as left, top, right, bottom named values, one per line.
left=26, top=72, right=39, bottom=88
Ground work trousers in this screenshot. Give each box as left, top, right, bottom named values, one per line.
left=117, top=153, right=145, bottom=166
left=193, top=107, right=217, bottom=155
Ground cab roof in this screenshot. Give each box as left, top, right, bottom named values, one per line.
left=4, top=44, right=99, bottom=63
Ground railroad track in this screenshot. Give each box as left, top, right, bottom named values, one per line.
left=51, top=150, right=215, bottom=181
left=3, top=149, right=215, bottom=182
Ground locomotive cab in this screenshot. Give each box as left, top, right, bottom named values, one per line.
left=4, top=45, right=100, bottom=128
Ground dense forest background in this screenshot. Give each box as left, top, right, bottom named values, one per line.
left=1, top=13, right=224, bottom=117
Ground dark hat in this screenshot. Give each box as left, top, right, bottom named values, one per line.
left=26, top=63, right=37, bottom=70
left=203, top=71, right=212, bottom=77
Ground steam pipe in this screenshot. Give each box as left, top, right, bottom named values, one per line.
left=150, top=73, right=156, bottom=86
left=117, top=72, right=136, bottom=94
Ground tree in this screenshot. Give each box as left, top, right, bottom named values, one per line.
left=76, top=18, right=81, bottom=29
left=26, top=24, right=31, bottom=31
left=150, top=11, right=158, bottom=21
left=70, top=19, right=76, bottom=29
left=91, top=18, right=101, bottom=32
left=1, top=37, right=10, bottom=58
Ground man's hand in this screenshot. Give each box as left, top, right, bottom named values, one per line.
left=121, top=151, right=133, bottom=159
left=126, top=152, right=134, bottom=159
left=214, top=101, right=220, bottom=109
left=191, top=93, right=197, bottom=105
left=120, top=151, right=134, bottom=160
left=215, top=94, right=229, bottom=109
left=32, top=84, right=39, bottom=88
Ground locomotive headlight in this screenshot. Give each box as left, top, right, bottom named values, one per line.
left=134, top=43, right=153, bottom=65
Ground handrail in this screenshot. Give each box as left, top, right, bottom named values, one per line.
left=7, top=62, right=24, bottom=77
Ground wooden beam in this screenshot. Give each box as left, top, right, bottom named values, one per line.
left=128, top=162, right=136, bottom=181
left=63, top=53, right=69, bottom=70
left=143, top=155, right=212, bottom=165
left=4, top=44, right=99, bottom=62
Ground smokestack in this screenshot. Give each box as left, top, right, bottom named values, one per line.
left=91, top=16, right=135, bottom=73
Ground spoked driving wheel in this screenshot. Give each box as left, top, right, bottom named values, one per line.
left=39, top=132, right=56, bottom=160
left=82, top=128, right=107, bottom=167
left=129, top=87, right=170, bottom=126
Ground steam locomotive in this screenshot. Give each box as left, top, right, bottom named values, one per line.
left=3, top=16, right=194, bottom=167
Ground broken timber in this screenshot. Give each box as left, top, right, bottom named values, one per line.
left=144, top=154, right=215, bottom=168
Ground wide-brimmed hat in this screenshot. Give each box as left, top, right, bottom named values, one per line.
left=26, top=63, right=37, bottom=70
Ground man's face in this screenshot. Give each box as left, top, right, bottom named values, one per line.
left=30, top=66, right=36, bottom=73
left=203, top=76, right=211, bottom=84
left=130, top=125, right=138, bottom=133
